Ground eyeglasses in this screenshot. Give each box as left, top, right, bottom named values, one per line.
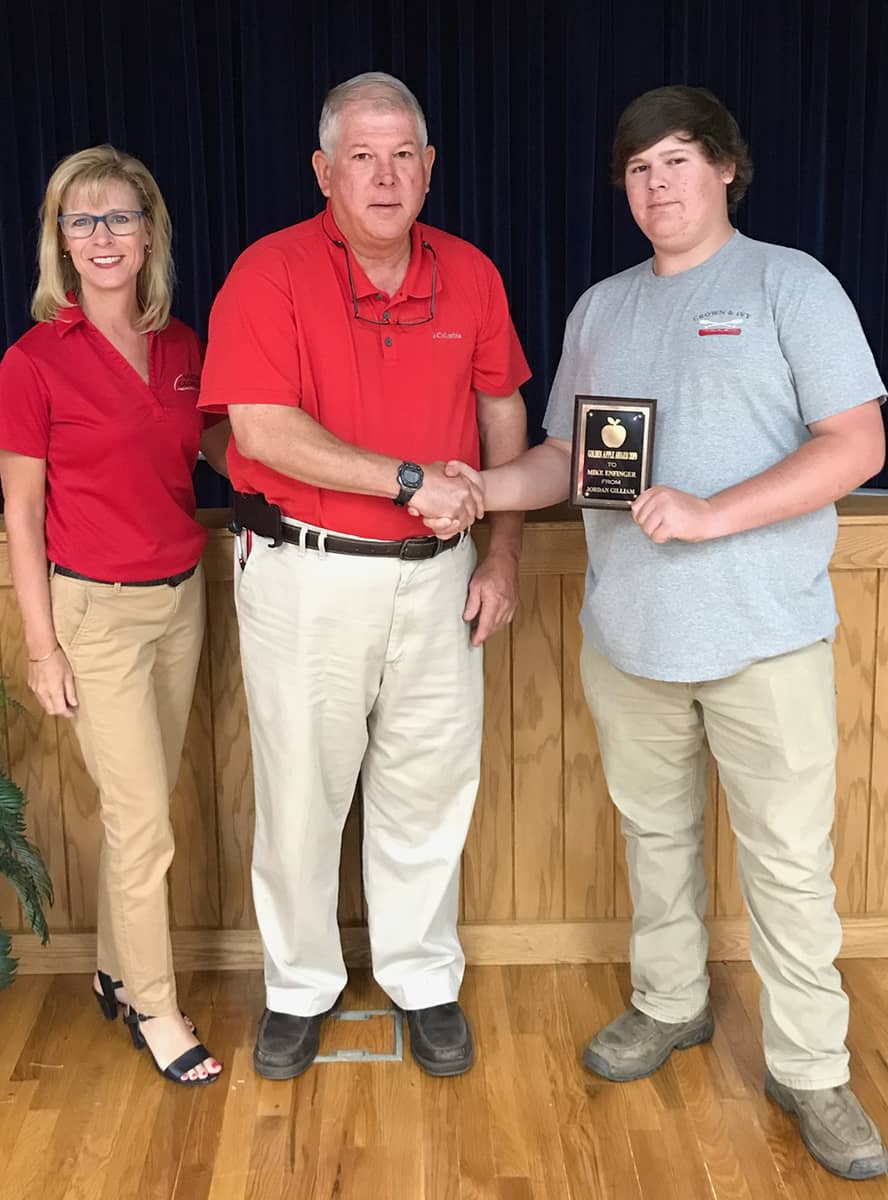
left=335, top=237, right=438, bottom=326
left=57, top=210, right=145, bottom=239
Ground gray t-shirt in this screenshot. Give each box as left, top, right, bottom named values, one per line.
left=544, top=231, right=886, bottom=682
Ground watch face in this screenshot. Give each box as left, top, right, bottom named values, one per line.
left=400, top=463, right=423, bottom=487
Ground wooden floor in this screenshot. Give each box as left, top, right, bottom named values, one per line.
left=3, top=962, right=888, bottom=1199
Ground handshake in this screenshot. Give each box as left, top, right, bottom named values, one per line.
left=407, top=460, right=486, bottom=538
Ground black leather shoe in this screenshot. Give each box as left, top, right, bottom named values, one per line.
left=403, top=1001, right=475, bottom=1076
left=253, top=997, right=340, bottom=1080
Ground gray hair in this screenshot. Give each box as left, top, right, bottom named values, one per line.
left=318, top=72, right=428, bottom=156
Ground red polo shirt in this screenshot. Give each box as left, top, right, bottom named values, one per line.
left=0, top=300, right=211, bottom=580
left=199, top=205, right=530, bottom=539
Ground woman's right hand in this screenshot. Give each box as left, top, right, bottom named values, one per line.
left=28, top=646, right=78, bottom=718
left=0, top=453, right=77, bottom=718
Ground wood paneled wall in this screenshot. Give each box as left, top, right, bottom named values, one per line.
left=4, top=497, right=888, bottom=971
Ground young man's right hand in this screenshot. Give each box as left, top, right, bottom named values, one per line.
left=407, top=460, right=485, bottom=535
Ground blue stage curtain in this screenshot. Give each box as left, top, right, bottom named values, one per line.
left=1, top=0, right=886, bottom=502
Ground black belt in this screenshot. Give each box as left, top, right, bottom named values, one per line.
left=52, top=563, right=199, bottom=588
left=231, top=490, right=462, bottom=560
left=272, top=522, right=461, bottom=560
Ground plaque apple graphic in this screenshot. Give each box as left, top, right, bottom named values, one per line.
left=601, top=416, right=627, bottom=449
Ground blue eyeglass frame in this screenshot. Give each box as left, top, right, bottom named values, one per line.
left=57, top=210, right=146, bottom=238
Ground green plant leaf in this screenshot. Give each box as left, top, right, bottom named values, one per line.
left=0, top=682, right=53, bottom=971
left=0, top=853, right=52, bottom=943
left=0, top=773, right=53, bottom=945
left=0, top=678, right=27, bottom=720
left=0, top=925, right=16, bottom=990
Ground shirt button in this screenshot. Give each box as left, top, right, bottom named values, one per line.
left=384, top=336, right=393, bottom=347
left=383, top=310, right=391, bottom=321
left=375, top=293, right=383, bottom=300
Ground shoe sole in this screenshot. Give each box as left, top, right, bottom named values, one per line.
left=765, top=1075, right=888, bottom=1181
left=409, top=1047, right=475, bottom=1077
left=582, top=1014, right=715, bottom=1082
left=253, top=1053, right=316, bottom=1081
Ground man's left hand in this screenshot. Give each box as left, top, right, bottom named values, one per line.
left=631, top=486, right=716, bottom=544
left=463, top=551, right=519, bottom=646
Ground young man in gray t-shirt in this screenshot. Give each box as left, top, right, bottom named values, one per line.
left=436, top=86, right=887, bottom=1180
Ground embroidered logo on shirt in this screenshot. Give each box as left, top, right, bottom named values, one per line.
left=695, top=310, right=749, bottom=337
left=174, top=372, right=201, bottom=391
left=431, top=331, right=463, bottom=340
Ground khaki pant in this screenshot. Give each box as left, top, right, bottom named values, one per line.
left=235, top=531, right=483, bottom=1016
left=580, top=638, right=849, bottom=1089
left=51, top=565, right=205, bottom=1015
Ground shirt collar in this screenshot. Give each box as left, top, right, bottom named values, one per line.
left=54, top=293, right=88, bottom=338
left=322, top=202, right=439, bottom=303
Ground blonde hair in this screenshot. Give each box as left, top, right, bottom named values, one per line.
left=31, top=144, right=174, bottom=331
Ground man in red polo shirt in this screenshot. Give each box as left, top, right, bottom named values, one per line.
left=200, top=72, right=530, bottom=1079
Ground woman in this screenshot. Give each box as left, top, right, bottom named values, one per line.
left=0, top=146, right=229, bottom=1085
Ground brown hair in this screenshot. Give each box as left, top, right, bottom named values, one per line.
left=612, top=86, right=753, bottom=211
left=32, top=144, right=174, bottom=330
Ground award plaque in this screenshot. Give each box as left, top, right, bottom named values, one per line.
left=569, top=395, right=657, bottom=509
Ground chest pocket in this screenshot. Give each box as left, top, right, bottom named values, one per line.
left=692, top=311, right=786, bottom=391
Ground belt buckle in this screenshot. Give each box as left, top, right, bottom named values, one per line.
left=398, top=536, right=435, bottom=560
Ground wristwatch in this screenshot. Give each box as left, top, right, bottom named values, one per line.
left=393, top=461, right=424, bottom=506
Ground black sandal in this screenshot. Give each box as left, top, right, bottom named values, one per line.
left=93, top=970, right=123, bottom=1020
left=123, top=1008, right=220, bottom=1087
left=94, top=973, right=199, bottom=1035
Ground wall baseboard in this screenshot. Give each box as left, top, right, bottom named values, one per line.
left=10, top=916, right=888, bottom=974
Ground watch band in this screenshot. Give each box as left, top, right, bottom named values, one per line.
left=394, top=484, right=418, bottom=506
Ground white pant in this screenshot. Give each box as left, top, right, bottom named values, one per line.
left=581, top=638, right=849, bottom=1090
left=236, top=531, right=483, bottom=1015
